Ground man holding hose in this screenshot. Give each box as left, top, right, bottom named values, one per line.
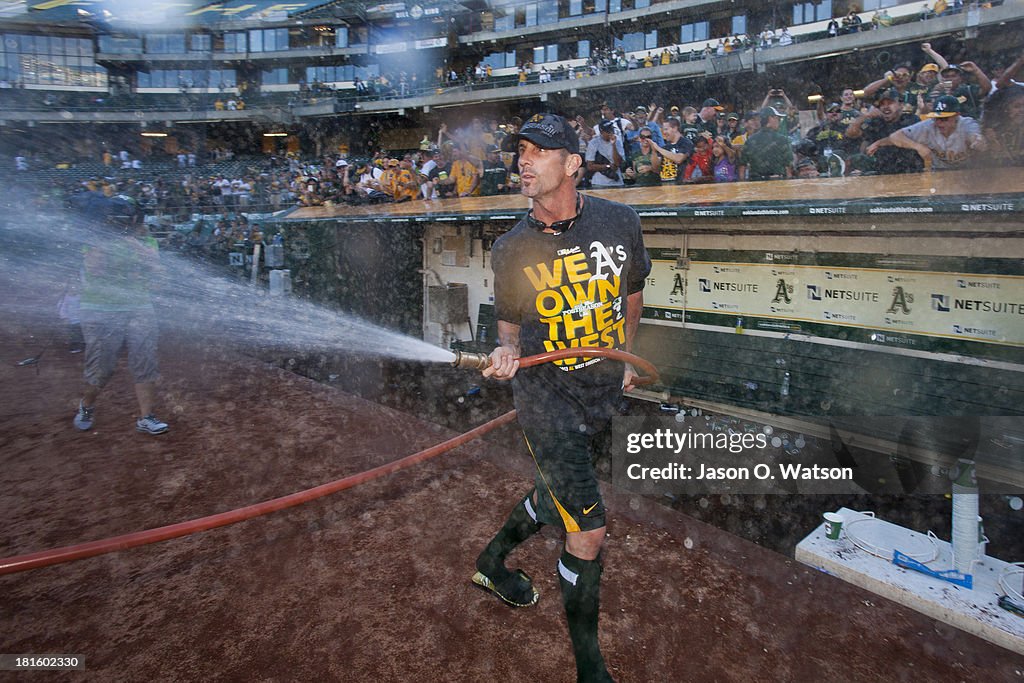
left=472, top=113, right=651, bottom=683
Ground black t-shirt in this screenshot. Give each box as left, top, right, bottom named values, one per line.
left=805, top=122, right=858, bottom=157
left=480, top=160, right=507, bottom=195
left=861, top=113, right=925, bottom=174
left=429, top=162, right=457, bottom=198
left=698, top=116, right=718, bottom=138
left=659, top=137, right=695, bottom=184
left=492, top=194, right=652, bottom=433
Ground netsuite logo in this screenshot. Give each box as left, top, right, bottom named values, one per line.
left=953, top=324, right=998, bottom=336
left=700, top=278, right=758, bottom=294
left=825, top=271, right=858, bottom=281
left=931, top=294, right=950, bottom=312
left=957, top=279, right=1000, bottom=290
left=807, top=285, right=821, bottom=301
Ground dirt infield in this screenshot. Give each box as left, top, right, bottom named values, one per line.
left=1, top=321, right=1022, bottom=682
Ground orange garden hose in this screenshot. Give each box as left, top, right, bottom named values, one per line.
left=0, top=347, right=657, bottom=576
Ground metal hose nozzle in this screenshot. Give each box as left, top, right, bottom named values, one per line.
left=451, top=350, right=492, bottom=371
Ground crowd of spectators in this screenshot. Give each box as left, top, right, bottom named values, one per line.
left=0, top=2, right=1003, bottom=115
left=306, top=44, right=1022, bottom=207
left=439, top=0, right=997, bottom=91
left=10, top=43, right=1023, bottom=224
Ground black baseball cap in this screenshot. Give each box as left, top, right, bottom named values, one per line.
left=826, top=102, right=842, bottom=113
left=702, top=98, right=724, bottom=110
left=875, top=87, right=901, bottom=104
left=941, top=64, right=964, bottom=75
left=598, top=120, right=616, bottom=134
left=515, top=113, right=580, bottom=153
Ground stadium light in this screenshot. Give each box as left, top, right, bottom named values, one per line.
left=140, top=132, right=167, bottom=137
left=263, top=132, right=288, bottom=137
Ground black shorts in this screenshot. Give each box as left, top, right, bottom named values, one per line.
left=522, top=426, right=606, bottom=533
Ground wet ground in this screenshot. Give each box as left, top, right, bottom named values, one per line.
left=282, top=351, right=1024, bottom=564
left=1, top=315, right=1022, bottom=681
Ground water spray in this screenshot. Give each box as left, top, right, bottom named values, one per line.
left=0, top=346, right=659, bottom=575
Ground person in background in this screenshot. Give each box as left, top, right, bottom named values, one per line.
left=846, top=88, right=924, bottom=175
left=623, top=127, right=662, bottom=186
left=712, top=136, right=738, bottom=182
left=980, top=84, right=1024, bottom=166
left=417, top=148, right=440, bottom=199
left=731, top=111, right=760, bottom=148
left=804, top=102, right=857, bottom=168
left=623, top=105, right=664, bottom=156
left=792, top=139, right=821, bottom=178
left=679, top=106, right=703, bottom=145
left=72, top=193, right=169, bottom=436
left=648, top=117, right=694, bottom=185
left=683, top=131, right=714, bottom=181
left=479, top=145, right=508, bottom=195
left=931, top=62, right=991, bottom=119
left=836, top=87, right=863, bottom=126
left=867, top=94, right=985, bottom=170
left=739, top=106, right=794, bottom=180
left=450, top=146, right=481, bottom=197
left=697, top=98, right=724, bottom=137
left=723, top=112, right=741, bottom=140
left=586, top=120, right=625, bottom=188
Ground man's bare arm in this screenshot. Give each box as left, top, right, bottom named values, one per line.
left=623, top=290, right=644, bottom=391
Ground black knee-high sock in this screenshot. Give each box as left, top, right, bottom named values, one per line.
left=476, top=491, right=543, bottom=576
left=559, top=549, right=612, bottom=683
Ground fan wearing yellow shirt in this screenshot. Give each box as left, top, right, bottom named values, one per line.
left=381, top=157, right=419, bottom=202
left=450, top=146, right=481, bottom=197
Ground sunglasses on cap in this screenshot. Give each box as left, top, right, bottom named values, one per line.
left=526, top=193, right=583, bottom=234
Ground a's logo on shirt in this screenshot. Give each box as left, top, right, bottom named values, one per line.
left=588, top=241, right=625, bottom=281
left=522, top=242, right=628, bottom=369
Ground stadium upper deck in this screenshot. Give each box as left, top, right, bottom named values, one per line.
left=0, top=0, right=1020, bottom=123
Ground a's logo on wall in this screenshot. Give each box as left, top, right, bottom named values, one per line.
left=771, top=279, right=792, bottom=304
left=887, top=286, right=913, bottom=314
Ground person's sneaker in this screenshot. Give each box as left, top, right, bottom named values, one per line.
left=136, top=414, right=169, bottom=435
left=471, top=568, right=539, bottom=608
left=73, top=401, right=94, bottom=431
